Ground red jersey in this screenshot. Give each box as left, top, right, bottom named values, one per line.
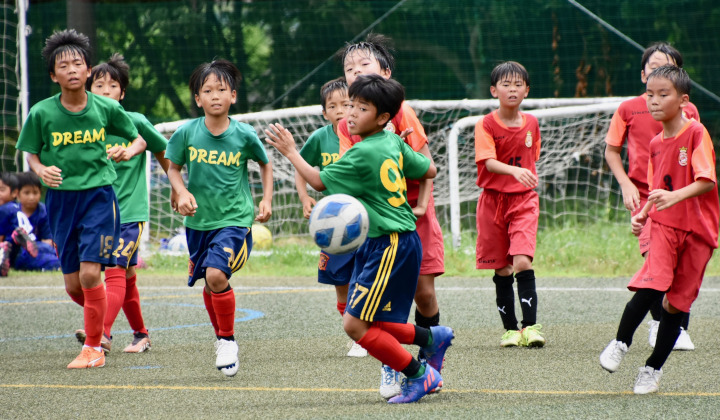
left=474, top=110, right=542, bottom=193
left=647, top=119, right=719, bottom=249
left=605, top=93, right=700, bottom=188
left=338, top=101, right=428, bottom=201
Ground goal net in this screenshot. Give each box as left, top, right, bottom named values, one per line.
left=149, top=97, right=632, bottom=248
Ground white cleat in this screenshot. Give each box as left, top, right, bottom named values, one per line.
left=215, top=339, right=239, bottom=377
left=346, top=340, right=369, bottom=357
left=599, top=339, right=628, bottom=373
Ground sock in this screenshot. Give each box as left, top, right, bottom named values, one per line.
left=336, top=301, right=347, bottom=317
left=376, top=321, right=429, bottom=347
left=356, top=326, right=413, bottom=372
left=681, top=311, right=690, bottom=331
left=82, top=284, right=107, bottom=348
left=103, top=267, right=127, bottom=337
left=122, top=274, right=148, bottom=335
left=211, top=288, right=236, bottom=338
left=616, top=289, right=663, bottom=346
left=203, top=289, right=220, bottom=336
left=493, top=273, right=518, bottom=330
left=414, top=307, right=440, bottom=329
left=67, top=290, right=85, bottom=307
left=515, top=269, right=538, bottom=328
left=646, top=309, right=684, bottom=370
left=402, top=359, right=423, bottom=379
left=649, top=295, right=663, bottom=321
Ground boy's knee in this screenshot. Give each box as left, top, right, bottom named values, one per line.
left=205, top=268, right=229, bottom=292
left=512, top=256, right=532, bottom=273
left=496, top=265, right=513, bottom=277
left=342, top=314, right=367, bottom=341
left=662, top=296, right=682, bottom=314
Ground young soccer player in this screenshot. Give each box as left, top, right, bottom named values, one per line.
left=15, top=29, right=146, bottom=369
left=604, top=42, right=700, bottom=350
left=336, top=33, right=446, bottom=397
left=474, top=61, right=545, bottom=348
left=294, top=77, right=367, bottom=358
left=266, top=74, right=454, bottom=404
left=599, top=65, right=718, bottom=394
left=0, top=172, right=19, bottom=276
left=166, top=59, right=273, bottom=377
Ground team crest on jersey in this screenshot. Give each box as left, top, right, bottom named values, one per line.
left=525, top=131, right=533, bottom=148
left=318, top=252, right=329, bottom=271
left=678, top=147, right=688, bottom=167
left=384, top=121, right=396, bottom=133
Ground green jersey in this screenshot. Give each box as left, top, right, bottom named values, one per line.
left=319, top=130, right=430, bottom=237
left=299, top=124, right=340, bottom=196
left=16, top=92, right=139, bottom=191
left=108, top=112, right=168, bottom=223
left=166, top=118, right=269, bottom=231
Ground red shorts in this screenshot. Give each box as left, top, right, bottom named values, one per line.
left=628, top=221, right=713, bottom=312
left=630, top=184, right=651, bottom=256
left=475, top=189, right=539, bottom=270
left=413, top=195, right=445, bottom=276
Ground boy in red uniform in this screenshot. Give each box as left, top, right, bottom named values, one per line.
left=599, top=65, right=718, bottom=394
left=604, top=43, right=700, bottom=350
left=474, top=61, right=545, bottom=348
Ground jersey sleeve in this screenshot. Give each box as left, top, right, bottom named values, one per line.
left=338, top=118, right=353, bottom=156
left=15, top=107, right=43, bottom=154
left=108, top=102, right=140, bottom=141
left=166, top=125, right=188, bottom=166
left=400, top=139, right=431, bottom=180
left=398, top=102, right=428, bottom=152
left=530, top=114, right=542, bottom=161
left=692, top=127, right=717, bottom=183
left=133, top=114, right=168, bottom=154
left=605, top=108, right=628, bottom=147
left=245, top=127, right=270, bottom=165
left=474, top=116, right=496, bottom=162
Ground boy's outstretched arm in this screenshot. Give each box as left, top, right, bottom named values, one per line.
left=256, top=160, right=273, bottom=223
left=167, top=162, right=197, bottom=216
left=27, top=153, right=62, bottom=188
left=265, top=123, right=325, bottom=191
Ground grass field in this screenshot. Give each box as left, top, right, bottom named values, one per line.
left=2, top=267, right=720, bottom=419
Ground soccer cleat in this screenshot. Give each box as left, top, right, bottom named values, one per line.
left=0, top=242, right=10, bottom=277
left=599, top=339, right=628, bottom=373
left=379, top=364, right=401, bottom=399
left=346, top=340, right=368, bottom=357
left=673, top=328, right=695, bottom=351
left=520, top=324, right=546, bottom=347
left=500, top=330, right=523, bottom=347
left=67, top=346, right=105, bottom=369
left=648, top=320, right=659, bottom=348
left=74, top=329, right=112, bottom=354
left=123, top=332, right=151, bottom=353
left=12, top=227, right=38, bottom=258
left=387, top=363, right=443, bottom=404
left=421, top=325, right=454, bottom=373
left=215, top=339, right=239, bottom=377
left=633, top=366, right=662, bottom=394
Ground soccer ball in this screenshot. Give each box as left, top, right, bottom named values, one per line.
left=166, top=234, right=188, bottom=254
left=251, top=224, right=273, bottom=250
left=308, top=194, right=369, bottom=254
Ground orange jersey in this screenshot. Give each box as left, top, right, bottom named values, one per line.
left=647, top=119, right=718, bottom=248
left=338, top=100, right=428, bottom=201
left=605, top=93, right=700, bottom=188
left=474, top=110, right=541, bottom=193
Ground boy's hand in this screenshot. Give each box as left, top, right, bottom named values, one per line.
left=255, top=198, right=272, bottom=223
left=170, top=188, right=180, bottom=213
left=620, top=183, right=641, bottom=211
left=631, top=211, right=648, bottom=237
left=648, top=189, right=680, bottom=211
left=398, top=127, right=414, bottom=140
left=107, top=145, right=132, bottom=162
left=300, top=196, right=316, bottom=219
left=512, top=167, right=539, bottom=188
left=264, top=123, right=297, bottom=156
left=38, top=165, right=63, bottom=188
left=176, top=191, right=198, bottom=216
left=412, top=203, right=427, bottom=218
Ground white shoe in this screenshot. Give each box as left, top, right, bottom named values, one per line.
left=599, top=339, right=628, bottom=373
left=379, top=364, right=401, bottom=399
left=215, top=339, right=239, bottom=377
left=673, top=328, right=695, bottom=351
left=346, top=340, right=368, bottom=357
left=648, top=320, right=659, bottom=348
left=633, top=366, right=662, bottom=394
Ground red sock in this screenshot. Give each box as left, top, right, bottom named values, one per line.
left=122, top=274, right=147, bottom=335
left=356, top=326, right=412, bottom=372
left=336, top=301, right=347, bottom=317
left=203, top=289, right=219, bottom=336
left=67, top=290, right=84, bottom=307
left=211, top=288, right=236, bottom=337
left=375, top=321, right=416, bottom=344
left=82, top=284, right=107, bottom=348
left=103, top=267, right=126, bottom=337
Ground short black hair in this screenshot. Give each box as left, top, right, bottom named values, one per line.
left=641, top=42, right=683, bottom=69
left=647, top=65, right=691, bottom=95
left=17, top=171, right=42, bottom=191
left=41, top=29, right=91, bottom=74
left=87, top=53, right=130, bottom=98
left=189, top=59, right=242, bottom=96
left=336, top=33, right=395, bottom=73
left=0, top=172, right=18, bottom=191
left=348, top=74, right=404, bottom=120
left=490, top=61, right=529, bottom=86
left=320, top=77, right=348, bottom=110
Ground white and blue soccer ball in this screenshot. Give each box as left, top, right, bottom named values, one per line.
left=166, top=233, right=188, bottom=254
left=309, top=194, right=369, bottom=255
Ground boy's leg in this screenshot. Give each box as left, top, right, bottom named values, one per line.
left=616, top=288, right=663, bottom=346
left=103, top=267, right=126, bottom=338
left=123, top=266, right=149, bottom=334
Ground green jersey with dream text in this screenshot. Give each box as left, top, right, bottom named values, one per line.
left=299, top=124, right=340, bottom=196
left=16, top=92, right=139, bottom=190
left=108, top=112, right=168, bottom=223
left=165, top=118, right=269, bottom=231
left=319, top=130, right=430, bottom=237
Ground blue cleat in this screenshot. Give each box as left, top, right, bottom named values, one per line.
left=387, top=363, right=442, bottom=404
left=422, top=325, right=454, bottom=373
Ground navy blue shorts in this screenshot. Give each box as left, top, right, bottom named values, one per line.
left=318, top=250, right=355, bottom=286
left=113, top=222, right=144, bottom=269
left=45, top=186, right=120, bottom=274
left=345, top=231, right=422, bottom=323
left=186, top=226, right=252, bottom=287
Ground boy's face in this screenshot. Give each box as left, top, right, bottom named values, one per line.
left=645, top=76, right=688, bottom=122
left=346, top=97, right=389, bottom=138
left=195, top=73, right=236, bottom=118
left=50, top=51, right=91, bottom=92
left=641, top=51, right=676, bottom=83
left=490, top=75, right=529, bottom=107
left=0, top=180, right=16, bottom=205
left=343, top=49, right=391, bottom=86
left=90, top=73, right=124, bottom=102
left=18, top=185, right=41, bottom=212
left=322, top=90, right=351, bottom=129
